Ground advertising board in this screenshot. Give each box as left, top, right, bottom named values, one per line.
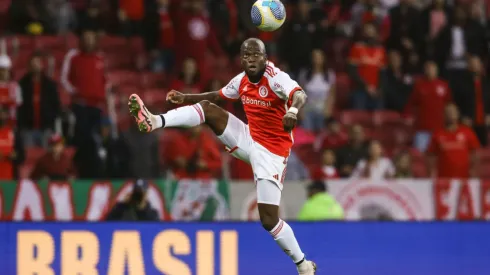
left=1, top=222, right=489, bottom=275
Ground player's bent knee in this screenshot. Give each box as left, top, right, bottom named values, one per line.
left=198, top=100, right=211, bottom=109
left=199, top=100, right=224, bottom=118
left=258, top=204, right=280, bottom=231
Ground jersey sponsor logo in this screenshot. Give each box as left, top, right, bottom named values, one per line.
left=273, top=174, right=279, bottom=180
left=258, top=86, right=268, bottom=98
left=273, top=82, right=283, bottom=91
left=241, top=95, right=271, bottom=107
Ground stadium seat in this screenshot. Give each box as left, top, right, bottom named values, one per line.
left=294, top=144, right=321, bottom=167
left=334, top=72, right=352, bottom=109
left=478, top=148, right=490, bottom=162
left=0, top=0, right=10, bottom=13
left=409, top=148, right=425, bottom=162
left=340, top=110, right=373, bottom=127
left=50, top=50, right=68, bottom=69
left=140, top=72, right=166, bottom=88
left=64, top=146, right=76, bottom=159
left=34, top=36, right=65, bottom=50
left=12, top=51, right=33, bottom=69
left=26, top=147, right=46, bottom=163
left=142, top=89, right=167, bottom=109
left=5, top=35, right=33, bottom=53
left=99, top=36, right=128, bottom=50
left=230, top=157, right=254, bottom=180
left=13, top=68, right=27, bottom=80
left=129, top=37, right=145, bottom=53
left=65, top=33, right=79, bottom=49
left=412, top=159, right=428, bottom=178
left=373, top=110, right=402, bottom=127
left=105, top=52, right=134, bottom=70
left=478, top=161, right=490, bottom=178
left=107, top=70, right=141, bottom=87
left=117, top=85, right=139, bottom=97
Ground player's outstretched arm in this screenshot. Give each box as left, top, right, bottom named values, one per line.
left=167, top=90, right=222, bottom=105
left=283, top=90, right=307, bottom=132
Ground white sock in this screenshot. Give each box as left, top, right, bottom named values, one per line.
left=269, top=219, right=307, bottom=269
left=154, top=103, right=205, bottom=129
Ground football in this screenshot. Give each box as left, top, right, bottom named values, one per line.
left=251, top=0, right=286, bottom=32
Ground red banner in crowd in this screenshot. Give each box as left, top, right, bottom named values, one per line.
left=433, top=179, right=490, bottom=220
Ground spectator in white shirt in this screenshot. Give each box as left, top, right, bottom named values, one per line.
left=351, top=140, right=395, bottom=180
left=298, top=49, right=336, bottom=132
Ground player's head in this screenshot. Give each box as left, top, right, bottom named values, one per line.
left=322, top=149, right=335, bottom=166
left=81, top=29, right=98, bottom=52
left=306, top=180, right=327, bottom=198
left=368, top=140, right=383, bottom=159
left=362, top=23, right=378, bottom=42
left=349, top=124, right=365, bottom=144
left=445, top=103, right=460, bottom=125
left=468, top=55, right=483, bottom=74
left=48, top=134, right=65, bottom=155
left=29, top=52, right=44, bottom=74
left=240, top=38, right=267, bottom=79
left=0, top=105, right=8, bottom=126
left=424, top=60, right=438, bottom=79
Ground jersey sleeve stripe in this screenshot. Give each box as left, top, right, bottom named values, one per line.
left=288, top=87, right=303, bottom=101
left=219, top=89, right=239, bottom=101
left=265, top=66, right=276, bottom=77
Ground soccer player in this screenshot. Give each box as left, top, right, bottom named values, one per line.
left=129, top=38, right=317, bottom=274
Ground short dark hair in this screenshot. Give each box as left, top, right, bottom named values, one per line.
left=30, top=50, right=45, bottom=61
left=307, top=180, right=327, bottom=192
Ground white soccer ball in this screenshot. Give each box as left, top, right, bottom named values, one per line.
left=251, top=0, right=286, bottom=32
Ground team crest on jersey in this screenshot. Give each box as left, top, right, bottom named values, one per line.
left=259, top=86, right=268, bottom=98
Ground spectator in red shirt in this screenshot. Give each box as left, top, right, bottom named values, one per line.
left=173, top=0, right=224, bottom=76
left=310, top=149, right=339, bottom=180
left=17, top=52, right=61, bottom=147
left=61, top=30, right=107, bottom=147
left=163, top=126, right=222, bottom=179
left=30, top=134, right=76, bottom=180
left=405, top=61, right=452, bottom=152
left=117, top=0, right=145, bottom=36
left=348, top=23, right=386, bottom=110
left=314, top=118, right=348, bottom=152
left=427, top=103, right=480, bottom=178
left=0, top=106, right=24, bottom=180
left=170, top=58, right=202, bottom=95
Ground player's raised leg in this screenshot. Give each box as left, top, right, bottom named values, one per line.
left=128, top=93, right=229, bottom=135
left=257, top=179, right=317, bottom=274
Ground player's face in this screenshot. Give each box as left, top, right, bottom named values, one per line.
left=240, top=44, right=267, bottom=77
left=82, top=31, right=97, bottom=52
left=424, top=62, right=438, bottom=79
left=322, top=150, right=335, bottom=166
left=30, top=57, right=43, bottom=74
left=0, top=108, right=8, bottom=125
left=469, top=57, right=482, bottom=74
left=369, top=141, right=383, bottom=158
left=0, top=68, right=9, bottom=81
left=445, top=104, right=459, bottom=124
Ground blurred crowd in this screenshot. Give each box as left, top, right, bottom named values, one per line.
left=0, top=0, right=489, bottom=182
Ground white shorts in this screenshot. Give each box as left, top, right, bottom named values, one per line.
left=218, top=113, right=287, bottom=204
